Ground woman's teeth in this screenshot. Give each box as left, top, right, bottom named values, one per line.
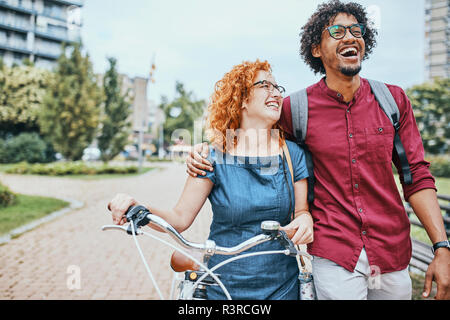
left=266, top=103, right=279, bottom=109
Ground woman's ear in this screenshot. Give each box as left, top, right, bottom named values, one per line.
left=241, top=94, right=249, bottom=110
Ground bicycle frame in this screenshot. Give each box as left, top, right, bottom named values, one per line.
left=102, top=208, right=312, bottom=300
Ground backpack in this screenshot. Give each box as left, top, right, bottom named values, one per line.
left=289, top=79, right=413, bottom=204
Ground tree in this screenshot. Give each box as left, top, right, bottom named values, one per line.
left=97, top=57, right=132, bottom=163
left=159, top=82, right=206, bottom=146
left=406, top=77, right=450, bottom=155
left=38, top=43, right=103, bottom=161
left=0, top=63, right=51, bottom=137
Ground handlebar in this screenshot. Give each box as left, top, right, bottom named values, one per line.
left=102, top=205, right=312, bottom=259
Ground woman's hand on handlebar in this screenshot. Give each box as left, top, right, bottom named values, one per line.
left=108, top=193, right=137, bottom=225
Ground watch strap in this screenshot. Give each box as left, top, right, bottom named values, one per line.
left=431, top=240, right=450, bottom=254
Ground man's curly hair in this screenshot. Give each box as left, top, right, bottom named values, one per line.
left=300, top=0, right=378, bottom=75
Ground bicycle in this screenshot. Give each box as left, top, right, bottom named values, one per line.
left=102, top=205, right=313, bottom=300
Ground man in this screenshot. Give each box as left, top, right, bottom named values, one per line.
left=186, top=0, right=449, bottom=300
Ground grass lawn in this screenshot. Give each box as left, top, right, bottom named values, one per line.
left=0, top=194, right=69, bottom=236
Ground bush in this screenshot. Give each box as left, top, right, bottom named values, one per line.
left=5, top=161, right=139, bottom=176
left=0, top=133, right=54, bottom=164
left=0, top=182, right=16, bottom=207
left=426, top=155, right=450, bottom=178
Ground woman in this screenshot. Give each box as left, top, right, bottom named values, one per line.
left=108, top=59, right=313, bottom=300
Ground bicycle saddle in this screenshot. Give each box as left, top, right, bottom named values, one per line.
left=170, top=251, right=200, bottom=272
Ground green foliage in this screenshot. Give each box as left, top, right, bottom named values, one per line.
left=0, top=181, right=16, bottom=207
left=38, top=43, right=103, bottom=161
left=0, top=132, right=52, bottom=164
left=406, top=78, right=450, bottom=155
left=159, top=82, right=206, bottom=146
left=0, top=63, right=50, bottom=135
left=97, top=57, right=132, bottom=163
left=426, top=155, right=450, bottom=178
left=5, top=161, right=138, bottom=176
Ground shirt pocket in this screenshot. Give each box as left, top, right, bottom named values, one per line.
left=364, top=126, right=394, bottom=163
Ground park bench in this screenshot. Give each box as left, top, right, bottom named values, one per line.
left=407, top=194, right=450, bottom=273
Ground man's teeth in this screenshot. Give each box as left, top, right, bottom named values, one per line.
left=267, top=103, right=279, bottom=108
left=340, top=48, right=357, bottom=56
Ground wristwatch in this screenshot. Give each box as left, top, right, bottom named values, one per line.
left=431, top=240, right=450, bottom=254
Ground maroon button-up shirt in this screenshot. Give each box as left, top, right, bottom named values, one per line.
left=279, top=77, right=436, bottom=273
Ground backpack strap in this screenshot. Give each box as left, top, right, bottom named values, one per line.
left=367, top=79, right=413, bottom=185
left=289, top=89, right=315, bottom=203
left=290, top=89, right=308, bottom=142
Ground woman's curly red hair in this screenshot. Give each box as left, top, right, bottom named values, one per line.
left=206, top=59, right=284, bottom=152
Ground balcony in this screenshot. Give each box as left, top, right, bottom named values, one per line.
left=0, top=39, right=31, bottom=55
left=0, top=0, right=35, bottom=15
left=34, top=49, right=59, bottom=60
left=34, top=26, right=80, bottom=43
left=0, top=15, right=31, bottom=33
left=45, top=0, right=83, bottom=7
left=40, top=7, right=68, bottom=22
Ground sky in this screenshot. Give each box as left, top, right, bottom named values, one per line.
left=80, top=0, right=426, bottom=105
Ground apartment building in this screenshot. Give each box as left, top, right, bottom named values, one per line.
left=425, top=0, right=450, bottom=79
left=0, top=0, right=83, bottom=69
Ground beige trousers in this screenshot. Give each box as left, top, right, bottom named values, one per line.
left=312, top=248, right=412, bottom=300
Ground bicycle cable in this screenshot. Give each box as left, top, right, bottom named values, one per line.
left=139, top=229, right=232, bottom=300
left=130, top=220, right=165, bottom=299
left=188, top=249, right=288, bottom=299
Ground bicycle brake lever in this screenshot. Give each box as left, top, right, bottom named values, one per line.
left=277, top=230, right=298, bottom=257
left=125, top=205, right=151, bottom=235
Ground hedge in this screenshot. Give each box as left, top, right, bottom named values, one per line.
left=5, top=161, right=138, bottom=176
left=0, top=182, right=16, bottom=207
left=426, top=155, right=450, bottom=178
left=0, top=133, right=55, bottom=164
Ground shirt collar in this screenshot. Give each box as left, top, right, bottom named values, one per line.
left=318, top=76, right=367, bottom=104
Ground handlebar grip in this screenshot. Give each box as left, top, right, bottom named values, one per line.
left=125, top=205, right=149, bottom=222
left=125, top=205, right=152, bottom=235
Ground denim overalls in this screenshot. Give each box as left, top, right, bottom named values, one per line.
left=198, top=141, right=309, bottom=300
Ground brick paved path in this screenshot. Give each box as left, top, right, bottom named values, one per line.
left=0, top=162, right=212, bottom=300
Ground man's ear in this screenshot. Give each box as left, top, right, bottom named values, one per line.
left=311, top=44, right=321, bottom=58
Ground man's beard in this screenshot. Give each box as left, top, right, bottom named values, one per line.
left=339, top=64, right=362, bottom=77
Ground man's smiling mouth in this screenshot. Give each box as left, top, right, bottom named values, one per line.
left=338, top=46, right=359, bottom=58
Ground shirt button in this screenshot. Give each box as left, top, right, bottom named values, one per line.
left=337, top=93, right=342, bottom=97
left=354, top=184, right=359, bottom=189
left=352, top=159, right=356, bottom=164
left=359, top=208, right=363, bottom=213
left=349, top=133, right=353, bottom=138
left=378, top=128, right=383, bottom=132
left=362, top=231, right=367, bottom=235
